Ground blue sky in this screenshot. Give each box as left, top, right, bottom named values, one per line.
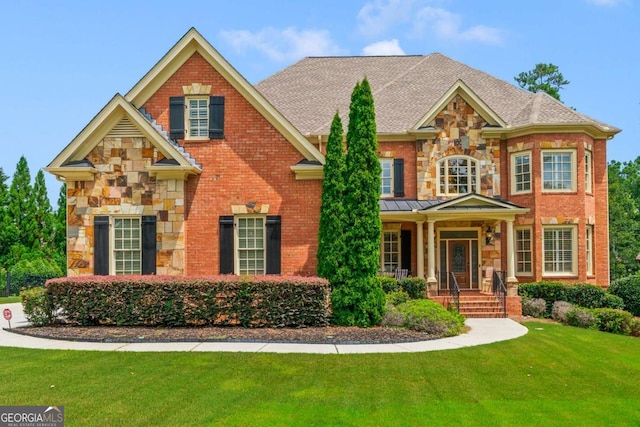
left=1, top=0, right=638, bottom=202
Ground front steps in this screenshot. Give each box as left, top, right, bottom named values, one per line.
left=431, top=291, right=506, bottom=318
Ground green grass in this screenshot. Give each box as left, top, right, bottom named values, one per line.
left=0, top=296, right=21, bottom=304
left=1, top=322, right=639, bottom=426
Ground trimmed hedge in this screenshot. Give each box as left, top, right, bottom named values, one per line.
left=399, top=277, right=427, bottom=299
left=518, top=282, right=622, bottom=316
left=609, top=275, right=640, bottom=316
left=46, top=275, right=330, bottom=328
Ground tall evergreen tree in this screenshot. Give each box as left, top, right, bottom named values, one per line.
left=8, top=156, right=37, bottom=250
left=0, top=167, right=18, bottom=267
left=317, top=113, right=347, bottom=284
left=331, top=78, right=385, bottom=327
left=54, top=184, right=67, bottom=255
left=33, top=169, right=55, bottom=250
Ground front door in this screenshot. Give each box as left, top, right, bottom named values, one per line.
left=449, top=240, right=470, bottom=288
left=439, top=230, right=480, bottom=291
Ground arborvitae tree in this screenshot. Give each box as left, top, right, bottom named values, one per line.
left=8, top=156, right=37, bottom=251
left=33, top=169, right=55, bottom=250
left=317, top=113, right=347, bottom=284
left=330, top=78, right=385, bottom=327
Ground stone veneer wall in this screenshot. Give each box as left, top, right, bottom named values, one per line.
left=66, top=136, right=185, bottom=276
left=417, top=95, right=501, bottom=200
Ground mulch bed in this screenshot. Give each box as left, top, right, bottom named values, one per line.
left=7, top=325, right=440, bottom=344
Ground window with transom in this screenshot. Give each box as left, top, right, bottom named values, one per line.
left=437, top=156, right=479, bottom=196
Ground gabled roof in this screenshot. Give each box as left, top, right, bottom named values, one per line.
left=256, top=53, right=620, bottom=139
left=125, top=28, right=324, bottom=163
left=46, top=94, right=201, bottom=180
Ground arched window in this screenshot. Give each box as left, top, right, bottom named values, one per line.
left=437, top=156, right=480, bottom=196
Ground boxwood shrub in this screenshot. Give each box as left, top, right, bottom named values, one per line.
left=399, top=277, right=427, bottom=299
left=382, top=299, right=464, bottom=336
left=519, top=282, right=621, bottom=316
left=45, top=275, right=330, bottom=328
left=591, top=308, right=634, bottom=335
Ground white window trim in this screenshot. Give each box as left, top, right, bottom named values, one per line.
left=380, top=158, right=394, bottom=198
left=436, top=155, right=480, bottom=196
left=586, top=225, right=594, bottom=276
left=185, top=96, right=209, bottom=140
left=585, top=151, right=593, bottom=194
left=541, top=149, right=577, bottom=193
left=515, top=226, right=533, bottom=276
left=542, top=225, right=577, bottom=277
left=381, top=230, right=401, bottom=273
left=110, top=216, right=142, bottom=275
left=511, top=151, right=532, bottom=195
left=234, top=216, right=266, bottom=275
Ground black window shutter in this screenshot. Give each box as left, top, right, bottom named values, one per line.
left=401, top=229, right=412, bottom=272
left=94, top=216, right=109, bottom=275
left=141, top=215, right=157, bottom=275
left=209, top=96, right=225, bottom=139
left=169, top=96, right=185, bottom=140
left=394, top=158, right=405, bottom=197
left=219, top=216, right=234, bottom=274
left=266, top=216, right=281, bottom=275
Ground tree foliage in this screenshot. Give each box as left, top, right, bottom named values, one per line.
left=515, top=63, right=569, bottom=101
left=608, top=157, right=640, bottom=280
left=8, top=156, right=37, bottom=250
left=317, top=113, right=347, bottom=284
left=330, top=78, right=385, bottom=327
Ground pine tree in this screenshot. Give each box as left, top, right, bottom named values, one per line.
left=33, top=169, right=55, bottom=250
left=330, top=78, right=385, bottom=327
left=54, top=184, right=67, bottom=255
left=8, top=156, right=37, bottom=250
left=317, top=113, right=347, bottom=284
left=0, top=167, right=18, bottom=268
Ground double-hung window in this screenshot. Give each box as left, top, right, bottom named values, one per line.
left=187, top=98, right=209, bottom=139
left=543, top=226, right=576, bottom=276
left=511, top=152, right=531, bottom=194
left=586, top=225, right=594, bottom=276
left=113, top=218, right=141, bottom=275
left=380, top=159, right=393, bottom=197
left=542, top=150, right=576, bottom=192
left=236, top=217, right=266, bottom=275
left=381, top=230, right=400, bottom=273
left=585, top=151, right=593, bottom=194
left=437, top=156, right=479, bottom=196
left=515, top=227, right=532, bottom=275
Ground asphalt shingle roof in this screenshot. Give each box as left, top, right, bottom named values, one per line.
left=256, top=53, right=618, bottom=135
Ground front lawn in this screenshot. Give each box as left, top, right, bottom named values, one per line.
left=0, top=296, right=21, bottom=304
left=1, top=322, right=639, bottom=426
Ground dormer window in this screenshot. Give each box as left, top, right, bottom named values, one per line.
left=437, top=156, right=479, bottom=196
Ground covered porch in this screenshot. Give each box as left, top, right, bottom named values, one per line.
left=380, top=194, right=529, bottom=316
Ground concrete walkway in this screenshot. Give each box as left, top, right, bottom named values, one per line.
left=0, top=303, right=528, bottom=354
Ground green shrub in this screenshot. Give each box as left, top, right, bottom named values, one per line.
left=591, top=308, right=634, bottom=335
left=6, top=258, right=63, bottom=296
left=566, top=307, right=596, bottom=329
left=20, top=287, right=53, bottom=326
left=46, top=275, right=330, bottom=328
left=385, top=290, right=409, bottom=306
left=630, top=318, right=640, bottom=338
left=394, top=299, right=464, bottom=336
left=601, top=293, right=625, bottom=310
left=399, top=277, right=427, bottom=299
left=609, top=276, right=640, bottom=316
left=522, top=298, right=546, bottom=318
left=0, top=267, right=6, bottom=296
left=379, top=276, right=399, bottom=293
left=519, top=282, right=567, bottom=315
left=381, top=304, right=405, bottom=328
left=565, top=283, right=607, bottom=309
left=551, top=301, right=573, bottom=324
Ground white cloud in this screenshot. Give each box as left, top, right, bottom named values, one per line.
left=362, top=39, right=406, bottom=55
left=357, top=0, right=504, bottom=45
left=220, top=27, right=347, bottom=62
left=357, top=0, right=415, bottom=37
left=414, top=6, right=503, bottom=44
left=586, top=0, right=622, bottom=5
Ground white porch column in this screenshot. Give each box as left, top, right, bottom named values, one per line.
left=427, top=220, right=436, bottom=284
left=416, top=221, right=424, bottom=278
left=506, top=219, right=517, bottom=283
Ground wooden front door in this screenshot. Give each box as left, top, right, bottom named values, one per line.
left=449, top=240, right=470, bottom=288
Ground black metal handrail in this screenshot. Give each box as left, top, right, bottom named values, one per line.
left=448, top=272, right=460, bottom=312
left=492, top=270, right=507, bottom=317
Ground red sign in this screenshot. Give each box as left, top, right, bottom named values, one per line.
left=3, top=308, right=11, bottom=321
